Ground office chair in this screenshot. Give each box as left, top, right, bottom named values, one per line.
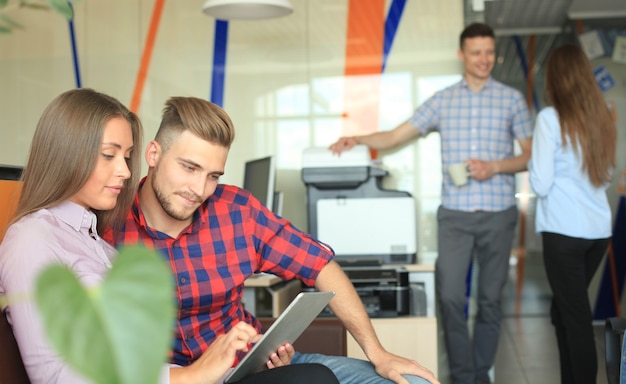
left=0, top=310, right=30, bottom=384
left=605, top=317, right=626, bottom=384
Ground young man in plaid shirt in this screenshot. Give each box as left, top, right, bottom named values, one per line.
left=330, top=23, right=533, bottom=384
left=110, top=96, right=438, bottom=384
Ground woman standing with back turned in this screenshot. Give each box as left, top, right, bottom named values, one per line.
left=528, top=44, right=617, bottom=384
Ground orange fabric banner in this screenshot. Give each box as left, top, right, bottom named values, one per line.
left=130, top=0, right=167, bottom=113
left=0, top=181, right=22, bottom=241
left=342, top=0, right=385, bottom=157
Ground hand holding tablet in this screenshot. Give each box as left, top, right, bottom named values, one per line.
left=224, top=291, right=335, bottom=384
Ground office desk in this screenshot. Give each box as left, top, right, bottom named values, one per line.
left=243, top=264, right=439, bottom=376
left=346, top=263, right=438, bottom=376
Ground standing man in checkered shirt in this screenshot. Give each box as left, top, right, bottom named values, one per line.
left=329, top=23, right=533, bottom=384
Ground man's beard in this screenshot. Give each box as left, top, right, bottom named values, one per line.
left=151, top=165, right=200, bottom=222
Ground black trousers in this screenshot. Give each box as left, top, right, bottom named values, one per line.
left=542, top=232, right=609, bottom=384
left=234, top=363, right=340, bottom=384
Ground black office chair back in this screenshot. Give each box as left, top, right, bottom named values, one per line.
left=606, top=317, right=626, bottom=384
left=0, top=309, right=30, bottom=384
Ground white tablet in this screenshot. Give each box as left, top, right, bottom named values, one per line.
left=224, top=291, right=335, bottom=384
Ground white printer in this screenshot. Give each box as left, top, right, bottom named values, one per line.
left=301, top=146, right=417, bottom=265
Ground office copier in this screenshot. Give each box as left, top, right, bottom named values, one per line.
left=301, top=145, right=417, bottom=266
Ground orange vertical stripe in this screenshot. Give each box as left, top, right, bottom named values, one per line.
left=342, top=0, right=385, bottom=158
left=526, top=35, right=535, bottom=112
left=344, top=0, right=385, bottom=76
left=576, top=19, right=584, bottom=35
left=130, top=0, right=166, bottom=114
left=515, top=210, right=526, bottom=316
left=516, top=36, right=535, bottom=315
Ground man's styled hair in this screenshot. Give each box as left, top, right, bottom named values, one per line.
left=459, top=22, right=495, bottom=48
left=154, top=97, right=235, bottom=153
left=14, top=88, right=143, bottom=235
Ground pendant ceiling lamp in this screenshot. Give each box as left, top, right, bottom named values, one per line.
left=202, top=0, right=293, bottom=20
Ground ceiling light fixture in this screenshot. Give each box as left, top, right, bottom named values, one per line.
left=202, top=0, right=293, bottom=20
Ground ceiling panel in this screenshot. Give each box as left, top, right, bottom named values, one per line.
left=569, top=0, right=626, bottom=19
left=484, top=0, right=572, bottom=36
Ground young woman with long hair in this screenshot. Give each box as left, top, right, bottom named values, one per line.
left=529, top=44, right=617, bottom=384
left=0, top=88, right=143, bottom=383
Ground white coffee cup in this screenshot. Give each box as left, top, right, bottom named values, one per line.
left=447, top=162, right=470, bottom=186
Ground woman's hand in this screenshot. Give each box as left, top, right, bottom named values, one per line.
left=266, top=342, right=295, bottom=368
left=170, top=322, right=298, bottom=384
left=171, top=322, right=261, bottom=384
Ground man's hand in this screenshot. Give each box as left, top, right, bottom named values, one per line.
left=173, top=322, right=261, bottom=384
left=466, top=158, right=497, bottom=181
left=329, top=136, right=359, bottom=155
left=466, top=137, right=532, bottom=180
left=372, top=351, right=440, bottom=384
left=266, top=342, right=295, bottom=369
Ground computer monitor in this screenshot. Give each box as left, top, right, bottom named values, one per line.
left=272, top=191, right=284, bottom=217
left=243, top=156, right=275, bottom=211
left=0, top=165, right=23, bottom=181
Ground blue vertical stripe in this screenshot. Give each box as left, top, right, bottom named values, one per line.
left=68, top=2, right=81, bottom=88
left=210, top=4, right=403, bottom=104
left=383, top=0, right=407, bottom=72
left=210, top=20, right=229, bottom=107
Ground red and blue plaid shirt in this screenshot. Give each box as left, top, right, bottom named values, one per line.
left=109, top=178, right=333, bottom=366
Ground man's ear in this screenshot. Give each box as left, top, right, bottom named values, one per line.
left=145, top=141, right=161, bottom=167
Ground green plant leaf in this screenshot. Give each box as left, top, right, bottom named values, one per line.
left=47, top=0, right=72, bottom=19
left=35, top=245, right=175, bottom=384
left=1, top=14, right=24, bottom=28
left=35, top=265, right=118, bottom=382
left=21, top=3, right=50, bottom=11
left=0, top=0, right=8, bottom=9
left=0, top=25, right=11, bottom=34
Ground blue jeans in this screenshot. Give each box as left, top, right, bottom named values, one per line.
left=292, top=352, right=432, bottom=384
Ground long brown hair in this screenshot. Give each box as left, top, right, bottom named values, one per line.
left=545, top=44, right=616, bottom=186
left=13, top=88, right=143, bottom=234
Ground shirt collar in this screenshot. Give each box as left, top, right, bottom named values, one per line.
left=132, top=177, right=149, bottom=230
left=48, top=200, right=96, bottom=237
left=460, top=76, right=495, bottom=92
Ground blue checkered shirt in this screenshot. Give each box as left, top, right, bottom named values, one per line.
left=409, top=77, right=532, bottom=212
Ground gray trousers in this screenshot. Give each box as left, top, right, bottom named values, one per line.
left=436, top=206, right=518, bottom=384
